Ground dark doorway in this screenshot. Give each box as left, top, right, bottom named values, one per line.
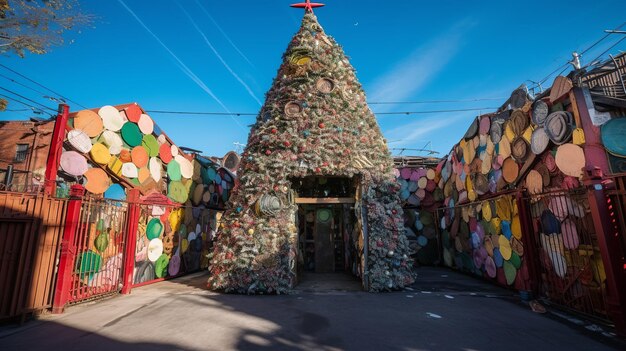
left=292, top=176, right=361, bottom=288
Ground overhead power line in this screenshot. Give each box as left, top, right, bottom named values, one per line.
left=146, top=107, right=497, bottom=117
left=0, top=63, right=87, bottom=109
left=0, top=94, right=55, bottom=116
left=0, top=87, right=56, bottom=112
left=368, top=98, right=506, bottom=105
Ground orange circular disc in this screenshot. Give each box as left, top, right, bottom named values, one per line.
left=124, top=104, right=142, bottom=123
left=131, top=146, right=149, bottom=168
left=138, top=167, right=151, bottom=184
left=74, top=110, right=103, bottom=137
left=84, top=168, right=111, bottom=194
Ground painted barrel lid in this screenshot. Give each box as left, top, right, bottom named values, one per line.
left=545, top=111, right=573, bottom=145
left=509, top=251, right=522, bottom=269
left=90, top=143, right=111, bottom=165
left=131, top=146, right=149, bottom=168
left=101, top=130, right=123, bottom=148
left=74, top=109, right=103, bottom=137
left=154, top=254, right=169, bottom=278
left=192, top=183, right=204, bottom=205
left=142, top=134, right=159, bottom=157
left=417, top=235, right=428, bottom=247
left=167, top=160, right=181, bottom=181
left=147, top=218, right=164, bottom=240
left=503, top=260, right=517, bottom=285
left=60, top=151, right=88, bottom=176
left=548, top=250, right=567, bottom=278
left=485, top=256, right=497, bottom=278
left=121, top=122, right=142, bottom=147
left=99, top=105, right=124, bottom=131
left=137, top=167, right=151, bottom=184
left=501, top=158, right=518, bottom=184
left=511, top=137, right=529, bottom=163
left=159, top=143, right=172, bottom=164
left=400, top=168, right=412, bottom=180
left=171, top=145, right=179, bottom=157
left=526, top=169, right=543, bottom=195
left=168, top=255, right=181, bottom=276
left=555, top=143, right=585, bottom=178
left=531, top=100, right=549, bottom=126
left=84, top=168, right=110, bottom=194
left=138, top=114, right=154, bottom=134
left=149, top=157, right=162, bottom=182
left=147, top=238, right=164, bottom=262
left=124, top=104, right=142, bottom=123
left=417, top=177, right=428, bottom=189
left=175, top=155, right=193, bottom=179
left=498, top=235, right=512, bottom=260
left=168, top=181, right=188, bottom=203
left=67, top=129, right=92, bottom=153
left=493, top=247, right=504, bottom=268
left=407, top=181, right=418, bottom=193
left=479, top=116, right=491, bottom=135
left=601, top=118, right=626, bottom=157
left=121, top=162, right=138, bottom=178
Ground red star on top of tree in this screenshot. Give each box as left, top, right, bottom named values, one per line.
left=290, top=0, right=325, bottom=13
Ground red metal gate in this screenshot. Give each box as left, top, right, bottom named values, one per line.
left=67, top=197, right=128, bottom=304
left=522, top=188, right=609, bottom=322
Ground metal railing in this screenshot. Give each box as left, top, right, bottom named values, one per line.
left=522, top=188, right=609, bottom=322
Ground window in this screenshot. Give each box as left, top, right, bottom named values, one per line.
left=14, top=144, right=29, bottom=162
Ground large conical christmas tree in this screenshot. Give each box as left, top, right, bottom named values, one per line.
left=208, top=5, right=415, bottom=293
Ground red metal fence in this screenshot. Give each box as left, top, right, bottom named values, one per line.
left=0, top=191, right=68, bottom=321
left=67, top=197, right=128, bottom=304
left=522, top=188, right=609, bottom=322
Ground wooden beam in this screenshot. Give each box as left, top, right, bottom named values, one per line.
left=295, top=197, right=355, bottom=204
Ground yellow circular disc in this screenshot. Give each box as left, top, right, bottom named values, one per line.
left=468, top=190, right=477, bottom=202
left=181, top=239, right=189, bottom=253
left=499, top=135, right=511, bottom=158
left=511, top=215, right=522, bottom=239
left=137, top=167, right=151, bottom=184
left=498, top=235, right=512, bottom=260
left=482, top=201, right=492, bottom=221
left=296, top=56, right=311, bottom=65
left=169, top=208, right=183, bottom=232
left=496, top=197, right=512, bottom=221
left=491, top=217, right=501, bottom=235
left=90, top=143, right=111, bottom=165
left=505, top=123, right=516, bottom=141
left=522, top=125, right=534, bottom=143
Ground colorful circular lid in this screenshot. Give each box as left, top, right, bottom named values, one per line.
left=317, top=209, right=332, bottom=222
left=149, top=157, right=162, bottom=182
left=60, top=151, right=88, bottom=176
left=138, top=167, right=151, bottom=184
left=485, top=256, right=497, bottom=278
left=154, top=254, right=169, bottom=278
left=74, top=109, right=103, bottom=137
left=167, top=160, right=182, bottom=181
left=142, top=134, right=159, bottom=157
left=493, top=247, right=504, bottom=267
left=175, top=155, right=193, bottom=179
left=121, top=122, right=142, bottom=147
left=503, top=260, right=517, bottom=285
left=168, top=255, right=181, bottom=276
left=498, top=235, right=512, bottom=260
left=601, top=118, right=626, bottom=157
left=168, top=181, right=188, bottom=203
left=84, top=168, right=110, bottom=194
left=147, top=238, right=164, bottom=262
left=159, top=143, right=173, bottom=163
left=555, top=143, right=585, bottom=178
left=121, top=162, right=138, bottom=178
left=99, top=105, right=124, bottom=131
left=131, top=146, right=149, bottom=168
left=90, top=143, right=111, bottom=165
left=561, top=218, right=580, bottom=249
left=502, top=157, right=519, bottom=183
left=67, top=129, right=92, bottom=153
left=138, top=114, right=154, bottom=134
left=124, top=104, right=142, bottom=123
left=147, top=218, right=164, bottom=240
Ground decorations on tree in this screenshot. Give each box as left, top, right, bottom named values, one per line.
left=208, top=11, right=414, bottom=293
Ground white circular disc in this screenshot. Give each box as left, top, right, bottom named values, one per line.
left=175, top=154, right=193, bottom=179
left=171, top=145, right=179, bottom=157
left=67, top=129, right=92, bottom=153
left=148, top=238, right=164, bottom=262
left=138, top=114, right=154, bottom=135
left=121, top=162, right=138, bottom=178
left=99, top=105, right=124, bottom=131
left=149, top=157, right=162, bottom=182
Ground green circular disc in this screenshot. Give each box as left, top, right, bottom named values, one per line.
left=168, top=181, right=188, bottom=203
left=120, top=122, right=142, bottom=147
left=503, top=260, right=517, bottom=286
left=146, top=218, right=164, bottom=240
left=94, top=233, right=109, bottom=253
left=154, top=254, right=170, bottom=278
left=77, top=250, right=102, bottom=280
left=167, top=160, right=182, bottom=181
left=317, top=209, right=331, bottom=222
left=207, top=167, right=217, bottom=181
left=142, top=134, right=160, bottom=157
left=509, top=251, right=522, bottom=269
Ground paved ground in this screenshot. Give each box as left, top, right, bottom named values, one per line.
left=0, top=267, right=623, bottom=351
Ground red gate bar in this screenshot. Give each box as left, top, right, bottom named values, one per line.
left=44, top=104, right=69, bottom=197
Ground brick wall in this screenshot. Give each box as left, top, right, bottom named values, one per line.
left=0, top=120, right=54, bottom=187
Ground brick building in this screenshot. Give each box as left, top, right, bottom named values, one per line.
left=0, top=119, right=54, bottom=190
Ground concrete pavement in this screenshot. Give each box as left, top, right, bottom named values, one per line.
left=0, top=268, right=622, bottom=351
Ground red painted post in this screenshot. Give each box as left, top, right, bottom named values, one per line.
left=44, top=104, right=70, bottom=196
left=583, top=168, right=626, bottom=337
left=572, top=88, right=611, bottom=175
left=51, top=184, right=85, bottom=314
left=121, top=189, right=141, bottom=294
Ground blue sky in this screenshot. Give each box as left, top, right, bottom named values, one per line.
left=2, top=0, right=626, bottom=158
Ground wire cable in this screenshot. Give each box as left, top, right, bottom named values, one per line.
left=587, top=36, right=626, bottom=67
left=0, top=63, right=87, bottom=109
left=0, top=87, right=56, bottom=112
left=146, top=107, right=497, bottom=117
left=0, top=94, right=55, bottom=116
left=368, top=98, right=506, bottom=105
